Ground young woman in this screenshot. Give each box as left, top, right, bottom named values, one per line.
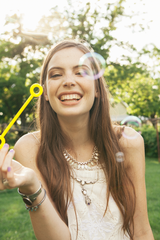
left=0, top=40, right=154, bottom=240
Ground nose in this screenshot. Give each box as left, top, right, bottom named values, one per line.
left=63, top=81, right=75, bottom=87
left=62, top=75, right=76, bottom=87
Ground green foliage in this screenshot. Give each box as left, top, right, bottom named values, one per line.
left=64, top=0, right=126, bottom=60
left=0, top=39, right=43, bottom=127
left=0, top=0, right=160, bottom=134
left=0, top=0, right=132, bottom=131
left=140, top=125, right=159, bottom=158
left=105, top=63, right=160, bottom=118
left=3, top=131, right=18, bottom=146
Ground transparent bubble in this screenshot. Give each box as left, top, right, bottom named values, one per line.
left=121, top=116, right=142, bottom=139
left=115, top=152, right=124, bottom=162
left=121, top=116, right=141, bottom=127
left=78, top=52, right=106, bottom=80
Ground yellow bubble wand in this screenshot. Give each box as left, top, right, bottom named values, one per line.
left=0, top=83, right=43, bottom=149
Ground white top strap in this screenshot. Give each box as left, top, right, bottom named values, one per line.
left=30, top=132, right=40, bottom=143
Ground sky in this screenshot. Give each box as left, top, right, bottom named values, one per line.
left=113, top=0, right=160, bottom=49
left=0, top=0, right=160, bottom=52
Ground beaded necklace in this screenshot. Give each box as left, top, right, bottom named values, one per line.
left=63, top=146, right=99, bottom=205
left=63, top=146, right=99, bottom=170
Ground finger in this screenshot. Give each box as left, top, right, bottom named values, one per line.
left=1, top=149, right=15, bottom=172
left=0, top=143, right=9, bottom=168
left=1, top=166, right=14, bottom=189
left=6, top=166, right=14, bottom=187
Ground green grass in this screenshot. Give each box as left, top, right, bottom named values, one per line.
left=0, top=158, right=159, bottom=240
left=145, top=158, right=160, bottom=240
left=0, top=189, right=36, bottom=240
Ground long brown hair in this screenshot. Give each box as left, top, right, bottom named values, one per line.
left=36, top=40, right=136, bottom=239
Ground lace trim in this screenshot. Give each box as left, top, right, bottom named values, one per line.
left=67, top=172, right=127, bottom=240
left=68, top=199, right=126, bottom=240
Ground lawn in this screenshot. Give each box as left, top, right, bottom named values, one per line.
left=0, top=158, right=159, bottom=240
left=145, top=158, right=160, bottom=240
left=0, top=189, right=36, bottom=240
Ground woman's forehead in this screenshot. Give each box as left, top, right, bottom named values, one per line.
left=48, top=47, right=91, bottom=70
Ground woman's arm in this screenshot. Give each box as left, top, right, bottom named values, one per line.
left=13, top=133, right=70, bottom=240
left=121, top=127, right=154, bottom=240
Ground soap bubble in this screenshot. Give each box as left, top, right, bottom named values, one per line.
left=121, top=116, right=142, bottom=139
left=78, top=52, right=106, bottom=80
left=121, top=116, right=141, bottom=127
left=115, top=152, right=124, bottom=162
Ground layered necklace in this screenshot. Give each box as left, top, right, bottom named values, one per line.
left=63, top=146, right=99, bottom=205
left=63, top=146, right=99, bottom=170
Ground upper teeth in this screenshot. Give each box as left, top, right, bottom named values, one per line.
left=60, top=94, right=81, bottom=101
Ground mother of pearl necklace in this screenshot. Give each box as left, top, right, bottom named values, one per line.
left=63, top=146, right=99, bottom=170
left=63, top=146, right=99, bottom=205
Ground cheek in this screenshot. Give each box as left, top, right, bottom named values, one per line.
left=85, top=83, right=97, bottom=104
left=47, top=81, right=58, bottom=97
left=89, top=83, right=97, bottom=98
left=83, top=80, right=96, bottom=92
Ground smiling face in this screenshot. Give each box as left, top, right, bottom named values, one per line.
left=44, top=47, right=98, bottom=121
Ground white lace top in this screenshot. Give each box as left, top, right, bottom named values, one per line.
left=67, top=167, right=130, bottom=240
left=29, top=133, right=130, bottom=240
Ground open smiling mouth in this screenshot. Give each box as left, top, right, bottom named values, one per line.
left=60, top=94, right=82, bottom=102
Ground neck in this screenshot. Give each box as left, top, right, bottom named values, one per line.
left=57, top=114, right=95, bottom=162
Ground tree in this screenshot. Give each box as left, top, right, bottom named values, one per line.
left=0, top=0, right=129, bottom=128
left=62, top=0, right=160, bottom=122
left=104, top=41, right=160, bottom=123
left=0, top=0, right=157, bottom=131
left=63, top=0, right=129, bottom=60
left=0, top=17, right=44, bottom=129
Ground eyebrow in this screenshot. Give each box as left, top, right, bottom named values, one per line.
left=48, top=64, right=91, bottom=73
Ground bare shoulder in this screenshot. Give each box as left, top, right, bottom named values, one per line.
left=14, top=131, right=40, bottom=170
left=113, top=125, right=145, bottom=168
left=121, top=128, right=145, bottom=176
left=119, top=126, right=144, bottom=149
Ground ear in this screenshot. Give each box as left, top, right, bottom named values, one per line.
left=43, top=85, right=49, bottom=101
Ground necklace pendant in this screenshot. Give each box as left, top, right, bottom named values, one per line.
left=82, top=189, right=87, bottom=195
left=85, top=196, right=91, bottom=205
left=81, top=180, right=85, bottom=186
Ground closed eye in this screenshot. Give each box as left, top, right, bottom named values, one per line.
left=76, top=70, right=90, bottom=76
left=77, top=69, right=91, bottom=76
left=76, top=72, right=82, bottom=76
left=50, top=74, right=62, bottom=78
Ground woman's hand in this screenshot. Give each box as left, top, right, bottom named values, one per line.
left=0, top=143, right=38, bottom=192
